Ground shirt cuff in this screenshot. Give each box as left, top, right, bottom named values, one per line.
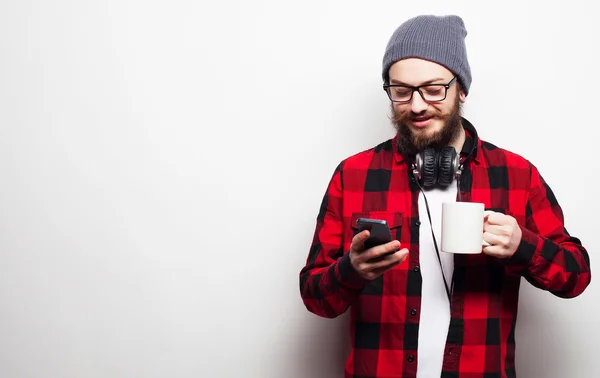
left=336, top=252, right=371, bottom=290
left=504, top=226, right=538, bottom=272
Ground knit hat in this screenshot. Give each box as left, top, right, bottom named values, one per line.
left=382, top=15, right=472, bottom=95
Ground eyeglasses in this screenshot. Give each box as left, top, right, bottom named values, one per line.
left=383, top=76, right=458, bottom=103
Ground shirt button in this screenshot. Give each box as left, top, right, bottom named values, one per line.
left=408, top=355, right=415, bottom=362
left=415, top=220, right=421, bottom=226
left=411, top=309, right=417, bottom=316
left=413, top=266, right=420, bottom=272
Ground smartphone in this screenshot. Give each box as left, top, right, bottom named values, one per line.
left=356, top=218, right=394, bottom=254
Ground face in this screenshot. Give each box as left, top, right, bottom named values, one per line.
left=387, top=58, right=466, bottom=156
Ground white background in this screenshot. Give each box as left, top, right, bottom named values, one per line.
left=0, top=1, right=597, bottom=377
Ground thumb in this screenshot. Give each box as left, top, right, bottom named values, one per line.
left=352, top=230, right=370, bottom=250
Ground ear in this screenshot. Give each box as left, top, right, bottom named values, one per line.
left=459, top=90, right=467, bottom=103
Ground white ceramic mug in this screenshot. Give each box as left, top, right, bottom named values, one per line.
left=441, top=202, right=490, bottom=254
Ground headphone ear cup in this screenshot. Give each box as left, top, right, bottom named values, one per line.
left=437, top=146, right=457, bottom=187
left=421, top=148, right=438, bottom=187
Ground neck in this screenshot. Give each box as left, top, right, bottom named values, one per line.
left=450, top=122, right=466, bottom=154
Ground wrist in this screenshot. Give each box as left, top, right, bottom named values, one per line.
left=337, top=252, right=370, bottom=290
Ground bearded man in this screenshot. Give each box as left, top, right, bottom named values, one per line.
left=299, top=14, right=590, bottom=378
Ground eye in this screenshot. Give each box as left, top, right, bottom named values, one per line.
left=422, top=86, right=443, bottom=96
left=393, top=88, right=411, bottom=96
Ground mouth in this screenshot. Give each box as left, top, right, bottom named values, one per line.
left=411, top=116, right=434, bottom=128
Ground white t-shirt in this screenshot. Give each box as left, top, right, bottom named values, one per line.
left=416, top=182, right=456, bottom=378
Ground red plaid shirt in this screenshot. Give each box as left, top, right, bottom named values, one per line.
left=299, top=118, right=591, bottom=378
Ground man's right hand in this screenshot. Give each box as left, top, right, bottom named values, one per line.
left=349, top=230, right=409, bottom=281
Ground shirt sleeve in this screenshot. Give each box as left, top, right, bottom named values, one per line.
left=299, top=162, right=370, bottom=318
left=504, top=163, right=591, bottom=298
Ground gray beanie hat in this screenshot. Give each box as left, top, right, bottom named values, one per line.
left=382, top=15, right=472, bottom=95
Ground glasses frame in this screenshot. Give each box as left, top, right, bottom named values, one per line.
left=383, top=76, right=458, bottom=103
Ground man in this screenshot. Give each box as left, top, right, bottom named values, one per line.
left=299, top=14, right=591, bottom=378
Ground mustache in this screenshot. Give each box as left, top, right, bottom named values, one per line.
left=391, top=108, right=443, bottom=124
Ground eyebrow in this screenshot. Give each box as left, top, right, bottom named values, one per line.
left=390, top=77, right=446, bottom=86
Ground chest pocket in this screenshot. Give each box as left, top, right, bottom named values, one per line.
left=350, top=211, right=403, bottom=243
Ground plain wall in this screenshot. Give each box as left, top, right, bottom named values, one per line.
left=0, top=1, right=597, bottom=377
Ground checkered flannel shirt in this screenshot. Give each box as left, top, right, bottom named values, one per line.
left=299, top=117, right=591, bottom=378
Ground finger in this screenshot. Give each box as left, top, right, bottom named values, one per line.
left=351, top=230, right=371, bottom=251
left=364, top=248, right=409, bottom=272
left=484, top=212, right=506, bottom=226
left=393, top=248, right=409, bottom=262
left=369, top=244, right=408, bottom=263
left=482, top=245, right=499, bottom=256
left=483, top=210, right=496, bottom=223
left=483, top=231, right=503, bottom=247
left=483, top=224, right=507, bottom=235
left=365, top=240, right=401, bottom=260
left=369, top=257, right=407, bottom=276
left=482, top=245, right=509, bottom=258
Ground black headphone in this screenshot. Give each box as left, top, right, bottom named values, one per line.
left=411, top=146, right=462, bottom=188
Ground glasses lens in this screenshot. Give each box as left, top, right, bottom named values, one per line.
left=420, top=85, right=446, bottom=101
left=389, top=87, right=413, bottom=102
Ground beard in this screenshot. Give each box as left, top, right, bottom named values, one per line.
left=391, top=95, right=463, bottom=156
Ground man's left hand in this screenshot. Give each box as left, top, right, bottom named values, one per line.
left=482, top=211, right=522, bottom=258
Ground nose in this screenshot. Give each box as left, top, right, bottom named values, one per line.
left=410, top=90, right=428, bottom=114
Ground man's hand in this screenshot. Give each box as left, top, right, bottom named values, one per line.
left=349, top=230, right=409, bottom=281
left=482, top=211, right=522, bottom=258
